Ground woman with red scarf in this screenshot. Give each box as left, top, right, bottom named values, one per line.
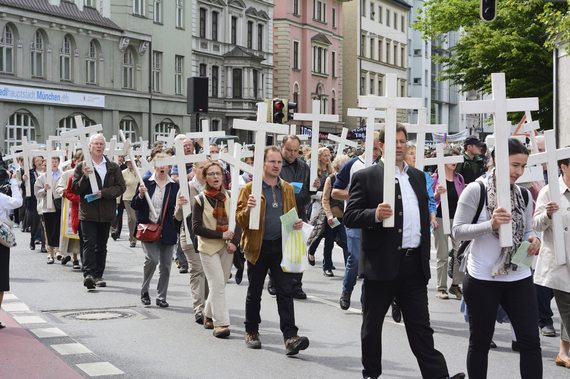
left=187, top=161, right=241, bottom=338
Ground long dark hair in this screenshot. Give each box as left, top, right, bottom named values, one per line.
left=491, top=138, right=529, bottom=162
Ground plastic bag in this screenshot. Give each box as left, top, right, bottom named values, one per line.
left=281, top=222, right=313, bottom=273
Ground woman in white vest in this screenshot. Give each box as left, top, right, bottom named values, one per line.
left=188, top=161, right=241, bottom=338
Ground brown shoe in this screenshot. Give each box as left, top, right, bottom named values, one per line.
left=436, top=290, right=449, bottom=299
left=449, top=285, right=463, bottom=300
left=245, top=331, right=261, bottom=349
left=556, top=355, right=570, bottom=368
left=204, top=317, right=214, bottom=330
left=213, top=326, right=230, bottom=338
left=285, top=335, right=309, bottom=356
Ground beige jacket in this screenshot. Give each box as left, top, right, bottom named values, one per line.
left=34, top=170, right=62, bottom=213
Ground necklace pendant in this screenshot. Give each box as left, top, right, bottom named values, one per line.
left=272, top=202, right=278, bottom=208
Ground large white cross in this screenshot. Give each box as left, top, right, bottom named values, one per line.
left=42, top=139, right=67, bottom=209
left=157, top=128, right=177, bottom=149
left=526, top=130, right=570, bottom=265
left=460, top=73, right=539, bottom=247
left=276, top=125, right=309, bottom=143
left=59, top=115, right=103, bottom=193
left=358, top=73, right=423, bottom=228
left=185, top=120, right=225, bottom=158
left=327, top=127, right=358, bottom=156
left=404, top=108, right=448, bottom=171
left=104, top=136, right=125, bottom=164
left=10, top=136, right=38, bottom=196
left=219, top=140, right=254, bottom=231
left=423, top=144, right=464, bottom=235
left=515, top=112, right=544, bottom=184
left=131, top=137, right=149, bottom=150
left=119, top=130, right=158, bottom=220
left=346, top=108, right=386, bottom=167
left=293, top=99, right=339, bottom=191
left=234, top=102, right=290, bottom=229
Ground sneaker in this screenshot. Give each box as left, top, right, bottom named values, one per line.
left=540, top=324, right=556, bottom=337
left=448, top=285, right=463, bottom=300
left=204, top=317, right=214, bottom=330
left=340, top=291, right=351, bottom=310
left=46, top=257, right=54, bottom=264
left=83, top=275, right=96, bottom=289
left=436, top=290, right=449, bottom=299
left=179, top=267, right=188, bottom=274
left=94, top=278, right=106, bottom=287
left=14, top=223, right=19, bottom=228
left=61, top=255, right=71, bottom=265
left=56, top=254, right=63, bottom=261
left=130, top=242, right=136, bottom=248
left=213, top=326, right=230, bottom=338
left=245, top=331, right=262, bottom=349
left=285, top=335, right=310, bottom=356
left=72, top=260, right=81, bottom=270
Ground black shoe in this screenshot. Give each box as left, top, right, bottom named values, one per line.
left=285, top=335, right=309, bottom=356
left=94, top=278, right=106, bottom=287
left=340, top=291, right=351, bottom=310
left=490, top=340, right=497, bottom=349
left=308, top=254, right=315, bottom=266
left=130, top=242, right=136, bottom=248
left=235, top=269, right=243, bottom=285
left=73, top=260, right=81, bottom=270
left=293, top=289, right=307, bottom=299
left=179, top=267, right=188, bottom=274
left=156, top=299, right=169, bottom=308
left=449, top=374, right=466, bottom=379
left=111, top=232, right=117, bottom=241
left=61, top=255, right=71, bottom=265
left=40, top=246, right=47, bottom=253
left=30, top=243, right=35, bottom=250
left=46, top=257, right=54, bottom=264
left=195, top=311, right=204, bottom=325
left=141, top=292, right=151, bottom=306
left=267, top=279, right=277, bottom=295
left=391, top=301, right=402, bottom=323
left=323, top=270, right=334, bottom=277
left=83, top=275, right=95, bottom=289
left=511, top=340, right=520, bottom=352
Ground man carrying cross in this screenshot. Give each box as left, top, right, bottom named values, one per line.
left=72, top=134, right=126, bottom=290
left=171, top=138, right=196, bottom=182
left=456, top=135, right=487, bottom=185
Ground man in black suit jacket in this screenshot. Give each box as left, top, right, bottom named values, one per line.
left=344, top=124, right=464, bottom=379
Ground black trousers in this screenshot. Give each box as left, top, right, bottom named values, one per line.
left=43, top=211, right=61, bottom=247
left=535, top=283, right=554, bottom=327
left=463, top=274, right=542, bottom=379
left=361, top=251, right=448, bottom=379
left=245, top=239, right=298, bottom=340
left=80, top=221, right=111, bottom=279
left=110, top=201, right=124, bottom=238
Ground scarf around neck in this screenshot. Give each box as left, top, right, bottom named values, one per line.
left=204, top=188, right=228, bottom=232
left=486, top=169, right=526, bottom=277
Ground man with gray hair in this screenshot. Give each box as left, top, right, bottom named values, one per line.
left=72, top=134, right=126, bottom=290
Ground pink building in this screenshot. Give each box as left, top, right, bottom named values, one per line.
left=273, top=0, right=349, bottom=134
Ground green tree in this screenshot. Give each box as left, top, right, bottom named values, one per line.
left=414, top=0, right=569, bottom=129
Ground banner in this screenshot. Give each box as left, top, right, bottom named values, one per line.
left=432, top=129, right=469, bottom=144
left=298, top=126, right=330, bottom=140
left=0, top=84, right=105, bottom=108
left=62, top=199, right=79, bottom=239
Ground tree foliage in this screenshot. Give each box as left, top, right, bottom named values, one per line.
left=414, top=0, right=569, bottom=129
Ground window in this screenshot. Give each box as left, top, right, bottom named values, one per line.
left=394, top=45, right=398, bottom=65
left=175, top=0, right=183, bottom=28
left=122, top=50, right=134, bottom=89
left=378, top=6, right=382, bottom=23
left=199, top=63, right=207, bottom=77
left=133, top=0, right=144, bottom=16
left=247, top=22, right=253, bottom=49
left=394, top=13, right=397, bottom=29
left=294, top=0, right=299, bottom=16
left=386, top=9, right=390, bottom=26
left=370, top=3, right=374, bottom=20
left=257, top=25, right=263, bottom=51
left=5, top=113, right=36, bottom=151
left=361, top=0, right=365, bottom=17
left=378, top=79, right=383, bottom=96
left=360, top=76, right=365, bottom=95
left=152, top=51, right=161, bottom=92
left=231, top=17, right=237, bottom=44
left=293, top=91, right=298, bottom=104
left=84, top=0, right=94, bottom=6
left=331, top=51, right=336, bottom=76
left=331, top=97, right=335, bottom=114
left=386, top=41, right=390, bottom=63
left=154, top=0, right=161, bottom=23
left=60, top=36, right=71, bottom=81
left=413, top=49, right=421, bottom=56
left=212, top=66, right=219, bottom=98
left=401, top=83, right=405, bottom=97
left=120, top=119, right=136, bottom=142
left=86, top=41, right=96, bottom=84
left=199, top=8, right=206, bottom=38
left=293, top=41, right=300, bottom=69
left=175, top=55, right=183, bottom=95
left=401, top=47, right=405, bottom=67
left=413, top=78, right=421, bottom=85
left=332, top=8, right=336, bottom=27
left=0, top=25, right=13, bottom=74
left=211, top=12, right=218, bottom=41
left=233, top=69, right=242, bottom=98
left=370, top=38, right=374, bottom=59
left=361, top=34, right=365, bottom=57
left=211, top=120, right=220, bottom=131
left=401, top=16, right=405, bottom=32
left=312, top=46, right=327, bottom=74
left=252, top=69, right=258, bottom=99
left=154, top=122, right=177, bottom=143
left=425, top=69, right=429, bottom=87
left=31, top=31, right=43, bottom=78
left=378, top=41, right=382, bottom=62
left=370, top=78, right=374, bottom=95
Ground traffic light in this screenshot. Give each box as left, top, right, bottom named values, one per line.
left=284, top=101, right=297, bottom=123
left=480, top=0, right=497, bottom=23
left=273, top=99, right=285, bottom=124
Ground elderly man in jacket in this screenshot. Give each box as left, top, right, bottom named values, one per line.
left=72, top=134, right=126, bottom=290
left=236, top=146, right=310, bottom=356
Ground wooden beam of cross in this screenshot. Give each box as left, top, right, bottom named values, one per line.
left=327, top=127, right=358, bottom=155
left=460, top=73, right=539, bottom=247
left=104, top=136, right=125, bottom=164
left=404, top=108, right=448, bottom=171
left=423, top=144, right=464, bottom=235
left=131, top=137, right=149, bottom=150
left=59, top=115, right=103, bottom=193
left=514, top=111, right=544, bottom=184
left=293, top=99, right=339, bottom=191
left=42, top=139, right=67, bottom=209
left=119, top=130, right=158, bottom=220
left=157, top=128, right=177, bottom=149
left=154, top=140, right=209, bottom=243
left=276, top=125, right=309, bottom=143
left=185, top=119, right=225, bottom=158
left=525, top=130, right=570, bottom=265
left=132, top=141, right=155, bottom=177
left=10, top=136, right=38, bottom=196
left=358, top=73, right=423, bottom=228
left=233, top=102, right=290, bottom=229
left=219, top=140, right=254, bottom=231
left=347, top=108, right=386, bottom=167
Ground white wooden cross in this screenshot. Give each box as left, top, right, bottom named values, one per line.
left=184, top=120, right=225, bottom=159
left=132, top=142, right=155, bottom=178
left=327, top=127, right=358, bottom=156
left=515, top=112, right=544, bottom=184
left=347, top=108, right=386, bottom=167
left=59, top=115, right=103, bottom=193
left=219, top=140, right=254, bottom=231
left=119, top=130, right=158, bottom=220
left=234, top=102, right=290, bottom=229
left=293, top=99, right=339, bottom=191
left=104, top=136, right=125, bottom=164
left=10, top=136, right=38, bottom=196
left=276, top=125, right=309, bottom=143
left=423, top=144, right=464, bottom=235
left=460, top=73, right=539, bottom=247
left=42, top=139, right=67, bottom=209
left=154, top=140, right=209, bottom=243
left=157, top=128, right=177, bottom=149
left=358, top=73, right=423, bottom=228
left=525, top=130, right=570, bottom=265
left=404, top=108, right=448, bottom=171
left=131, top=137, right=149, bottom=150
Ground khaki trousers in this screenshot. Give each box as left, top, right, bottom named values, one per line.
left=123, top=200, right=138, bottom=244
left=180, top=228, right=209, bottom=315
left=434, top=217, right=464, bottom=291
left=201, top=246, right=233, bottom=327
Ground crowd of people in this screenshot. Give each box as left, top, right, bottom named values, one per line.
left=0, top=126, right=569, bottom=379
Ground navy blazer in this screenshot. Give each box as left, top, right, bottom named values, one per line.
left=131, top=177, right=179, bottom=245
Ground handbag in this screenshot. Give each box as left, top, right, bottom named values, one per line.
left=0, top=218, right=17, bottom=248
left=136, top=187, right=171, bottom=242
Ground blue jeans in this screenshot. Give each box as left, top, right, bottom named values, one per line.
left=342, top=227, right=360, bottom=293
left=323, top=218, right=348, bottom=271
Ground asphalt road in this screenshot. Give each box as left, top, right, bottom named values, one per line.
left=1, top=223, right=565, bottom=379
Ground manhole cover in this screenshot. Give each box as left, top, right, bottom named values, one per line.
left=49, top=308, right=148, bottom=323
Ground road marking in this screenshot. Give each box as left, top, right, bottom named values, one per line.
left=3, top=293, right=18, bottom=300
left=13, top=315, right=46, bottom=324
left=51, top=343, right=93, bottom=355
left=30, top=327, right=68, bottom=338
left=77, top=362, right=124, bottom=376
left=1, top=302, right=31, bottom=312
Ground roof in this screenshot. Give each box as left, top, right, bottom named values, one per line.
left=0, top=0, right=122, bottom=31
left=223, top=46, right=264, bottom=61
left=386, top=0, right=412, bottom=10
